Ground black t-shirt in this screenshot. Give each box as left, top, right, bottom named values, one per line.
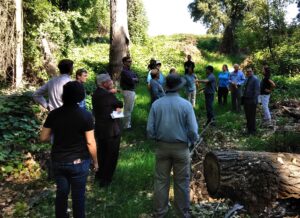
left=184, top=60, right=195, bottom=74
left=44, top=105, right=94, bottom=162
left=260, top=77, right=272, bottom=95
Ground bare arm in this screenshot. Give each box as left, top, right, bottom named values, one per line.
left=40, top=127, right=51, bottom=142
left=85, top=130, right=98, bottom=171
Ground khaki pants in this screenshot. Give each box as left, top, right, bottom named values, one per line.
left=122, top=90, right=135, bottom=129
left=154, top=142, right=190, bottom=218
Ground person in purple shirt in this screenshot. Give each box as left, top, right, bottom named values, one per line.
left=120, top=56, right=139, bottom=129
left=217, top=64, right=230, bottom=105
left=229, top=64, right=245, bottom=112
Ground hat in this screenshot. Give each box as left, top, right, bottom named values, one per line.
left=165, top=73, right=186, bottom=92
left=96, top=73, right=111, bottom=85
left=156, top=60, right=162, bottom=65
left=62, top=81, right=85, bottom=104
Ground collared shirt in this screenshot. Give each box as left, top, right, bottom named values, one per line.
left=229, top=70, right=245, bottom=86
left=120, top=67, right=138, bottom=91
left=185, top=73, right=197, bottom=92
left=33, top=74, right=72, bottom=111
left=147, top=71, right=164, bottom=86
left=147, top=92, right=199, bottom=144
left=218, top=71, right=230, bottom=88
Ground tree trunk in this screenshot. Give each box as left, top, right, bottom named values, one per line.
left=219, top=24, right=237, bottom=54
left=40, top=34, right=57, bottom=77
left=204, top=150, right=300, bottom=213
left=109, top=0, right=130, bottom=81
left=15, top=0, right=23, bottom=88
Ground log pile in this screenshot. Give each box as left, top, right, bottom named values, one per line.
left=203, top=150, right=300, bottom=213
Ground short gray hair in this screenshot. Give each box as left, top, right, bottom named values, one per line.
left=96, top=73, right=111, bottom=86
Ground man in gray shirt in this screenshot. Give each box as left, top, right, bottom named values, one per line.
left=199, top=65, right=216, bottom=126
left=33, top=59, right=73, bottom=111
left=147, top=73, right=198, bottom=218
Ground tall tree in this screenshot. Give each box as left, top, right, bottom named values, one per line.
left=15, top=0, right=23, bottom=88
left=128, top=0, right=148, bottom=44
left=188, top=0, right=247, bottom=54
left=109, top=0, right=130, bottom=80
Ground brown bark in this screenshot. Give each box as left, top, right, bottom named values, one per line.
left=109, top=0, right=130, bottom=81
left=204, top=151, right=300, bottom=213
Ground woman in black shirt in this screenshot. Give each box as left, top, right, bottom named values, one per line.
left=260, top=66, right=276, bottom=125
left=40, top=81, right=98, bottom=218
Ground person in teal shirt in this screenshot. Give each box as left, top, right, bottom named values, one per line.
left=217, top=64, right=230, bottom=105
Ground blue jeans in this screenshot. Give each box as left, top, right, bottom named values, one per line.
left=53, top=159, right=91, bottom=218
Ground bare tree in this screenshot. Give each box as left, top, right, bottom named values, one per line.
left=15, top=0, right=23, bottom=88
left=109, top=0, right=130, bottom=81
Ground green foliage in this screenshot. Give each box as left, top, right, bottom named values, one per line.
left=197, top=35, right=221, bottom=52
left=128, top=0, right=149, bottom=44
left=236, top=0, right=291, bottom=52
left=251, top=28, right=300, bottom=76
left=0, top=92, right=43, bottom=161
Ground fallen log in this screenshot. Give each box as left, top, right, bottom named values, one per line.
left=203, top=151, right=300, bottom=213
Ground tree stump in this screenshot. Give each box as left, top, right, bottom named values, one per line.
left=203, top=151, right=300, bottom=213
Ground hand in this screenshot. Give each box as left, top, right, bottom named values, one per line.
left=109, top=88, right=117, bottom=94
left=93, top=162, right=99, bottom=172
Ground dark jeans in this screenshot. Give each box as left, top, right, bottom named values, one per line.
left=205, top=93, right=214, bottom=124
left=95, top=135, right=121, bottom=183
left=244, top=102, right=257, bottom=134
left=218, top=87, right=228, bottom=105
left=231, top=86, right=242, bottom=112
left=53, top=158, right=91, bottom=218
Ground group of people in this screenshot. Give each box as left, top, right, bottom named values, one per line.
left=33, top=54, right=275, bottom=218
left=146, top=56, right=275, bottom=132
left=33, top=57, right=138, bottom=218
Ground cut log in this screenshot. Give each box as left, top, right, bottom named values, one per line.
left=282, top=106, right=300, bottom=120
left=204, top=151, right=300, bottom=213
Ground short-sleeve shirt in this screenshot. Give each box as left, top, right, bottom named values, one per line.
left=44, top=105, right=94, bottom=162
left=185, top=74, right=197, bottom=92
left=204, top=73, right=216, bottom=94
left=260, top=78, right=272, bottom=95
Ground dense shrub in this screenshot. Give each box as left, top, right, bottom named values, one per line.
left=251, top=32, right=300, bottom=76
left=197, top=36, right=221, bottom=52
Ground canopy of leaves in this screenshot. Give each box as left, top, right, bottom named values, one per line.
left=128, top=0, right=149, bottom=44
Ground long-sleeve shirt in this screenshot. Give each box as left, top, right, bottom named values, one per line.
left=243, top=75, right=260, bottom=104
left=147, top=92, right=199, bottom=144
left=32, top=74, right=71, bottom=111
left=92, top=87, right=123, bottom=139
left=218, top=71, right=230, bottom=88
left=120, top=67, right=138, bottom=91
left=229, top=70, right=245, bottom=86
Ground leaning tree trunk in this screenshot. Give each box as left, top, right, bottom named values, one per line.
left=15, top=0, right=23, bottom=88
left=40, top=34, right=57, bottom=77
left=109, top=0, right=130, bottom=81
left=204, top=150, right=300, bottom=214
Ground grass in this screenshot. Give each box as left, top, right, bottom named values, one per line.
left=23, top=35, right=300, bottom=217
